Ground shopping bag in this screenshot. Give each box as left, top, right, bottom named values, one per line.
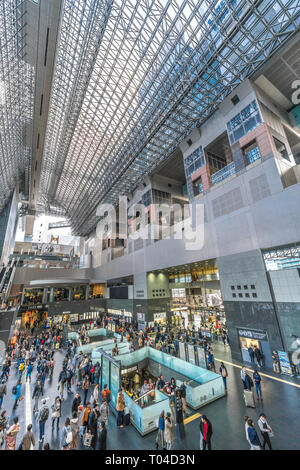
left=18, top=395, right=24, bottom=402
left=56, top=343, right=59, bottom=350
left=83, top=432, right=93, bottom=447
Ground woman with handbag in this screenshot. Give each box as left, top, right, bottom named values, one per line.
left=92, top=384, right=99, bottom=405
left=70, top=411, right=79, bottom=449
left=99, top=399, right=109, bottom=426
left=60, top=417, right=72, bottom=450
left=51, top=396, right=62, bottom=432
left=5, top=417, right=20, bottom=450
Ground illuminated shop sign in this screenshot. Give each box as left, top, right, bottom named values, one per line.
left=238, top=329, right=268, bottom=341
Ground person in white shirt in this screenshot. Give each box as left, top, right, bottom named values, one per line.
left=258, top=413, right=273, bottom=450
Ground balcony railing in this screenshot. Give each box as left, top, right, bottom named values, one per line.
left=211, top=161, right=236, bottom=186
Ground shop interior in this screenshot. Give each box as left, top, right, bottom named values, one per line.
left=23, top=288, right=43, bottom=305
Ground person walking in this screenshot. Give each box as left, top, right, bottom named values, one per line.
left=179, top=382, right=188, bottom=416
left=248, top=345, right=255, bottom=363
left=72, top=392, right=82, bottom=414
left=82, top=374, right=90, bottom=406
left=12, top=380, right=22, bottom=410
left=20, top=423, right=35, bottom=450
left=244, top=415, right=251, bottom=449
left=98, top=421, right=107, bottom=450
left=253, top=369, right=263, bottom=400
left=51, top=396, right=62, bottom=431
left=81, top=403, right=92, bottom=431
left=207, top=352, right=216, bottom=372
left=0, top=380, right=7, bottom=409
left=247, top=418, right=261, bottom=450
left=155, top=410, right=166, bottom=450
left=60, top=417, right=72, bottom=450
left=241, top=367, right=252, bottom=391
left=116, top=389, right=125, bottom=428
left=32, top=380, right=42, bottom=412
left=58, top=368, right=67, bottom=400
left=258, top=414, right=273, bottom=450
left=102, top=384, right=111, bottom=403
left=70, top=411, right=79, bottom=450
left=164, top=412, right=174, bottom=450
left=219, top=362, right=228, bottom=391
left=92, top=383, right=99, bottom=406
left=200, top=415, right=213, bottom=450
left=26, top=362, right=33, bottom=383
left=254, top=346, right=263, bottom=368
left=88, top=404, right=100, bottom=450
left=37, top=398, right=49, bottom=443
left=5, top=416, right=20, bottom=450
left=99, top=399, right=109, bottom=426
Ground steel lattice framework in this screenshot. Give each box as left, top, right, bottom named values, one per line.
left=2, top=0, right=299, bottom=235
left=0, top=0, right=34, bottom=212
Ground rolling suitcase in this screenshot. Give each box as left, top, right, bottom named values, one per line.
left=244, top=389, right=255, bottom=408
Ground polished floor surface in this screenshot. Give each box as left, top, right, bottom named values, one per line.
left=2, top=342, right=300, bottom=450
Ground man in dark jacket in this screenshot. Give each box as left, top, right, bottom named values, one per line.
left=66, top=366, right=73, bottom=393
left=200, top=415, right=213, bottom=450
left=72, top=393, right=81, bottom=414
left=179, top=382, right=188, bottom=416
left=254, top=346, right=263, bottom=368
left=88, top=404, right=100, bottom=450
left=98, top=421, right=107, bottom=450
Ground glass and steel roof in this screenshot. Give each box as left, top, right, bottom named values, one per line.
left=0, top=0, right=34, bottom=212
left=1, top=0, right=299, bottom=235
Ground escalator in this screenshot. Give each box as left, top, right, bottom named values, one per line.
left=0, top=257, right=17, bottom=304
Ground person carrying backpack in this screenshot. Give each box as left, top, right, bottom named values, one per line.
left=26, top=363, right=33, bottom=383
left=12, top=380, right=22, bottom=410
left=38, top=398, right=49, bottom=443
left=219, top=362, right=228, bottom=391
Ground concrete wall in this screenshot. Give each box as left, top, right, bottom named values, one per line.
left=269, top=269, right=300, bottom=350
left=90, top=158, right=300, bottom=281
left=217, top=249, right=284, bottom=361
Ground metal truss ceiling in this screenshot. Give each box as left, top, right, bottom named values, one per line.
left=0, top=0, right=34, bottom=212
left=1, top=1, right=299, bottom=235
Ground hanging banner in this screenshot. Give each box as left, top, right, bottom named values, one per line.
left=187, top=344, right=196, bottom=365
left=197, top=346, right=207, bottom=369
left=179, top=342, right=186, bottom=361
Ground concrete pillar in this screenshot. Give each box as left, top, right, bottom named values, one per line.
left=42, top=288, right=48, bottom=304
left=49, top=287, right=54, bottom=303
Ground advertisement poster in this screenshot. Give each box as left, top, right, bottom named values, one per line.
left=278, top=350, right=293, bottom=375
left=188, top=344, right=196, bottom=365
left=179, top=342, right=186, bottom=361
left=197, top=346, right=207, bottom=369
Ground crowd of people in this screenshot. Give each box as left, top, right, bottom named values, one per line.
left=0, top=312, right=276, bottom=451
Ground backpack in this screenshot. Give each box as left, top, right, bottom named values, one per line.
left=12, top=385, right=17, bottom=395
left=40, top=406, right=49, bottom=421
